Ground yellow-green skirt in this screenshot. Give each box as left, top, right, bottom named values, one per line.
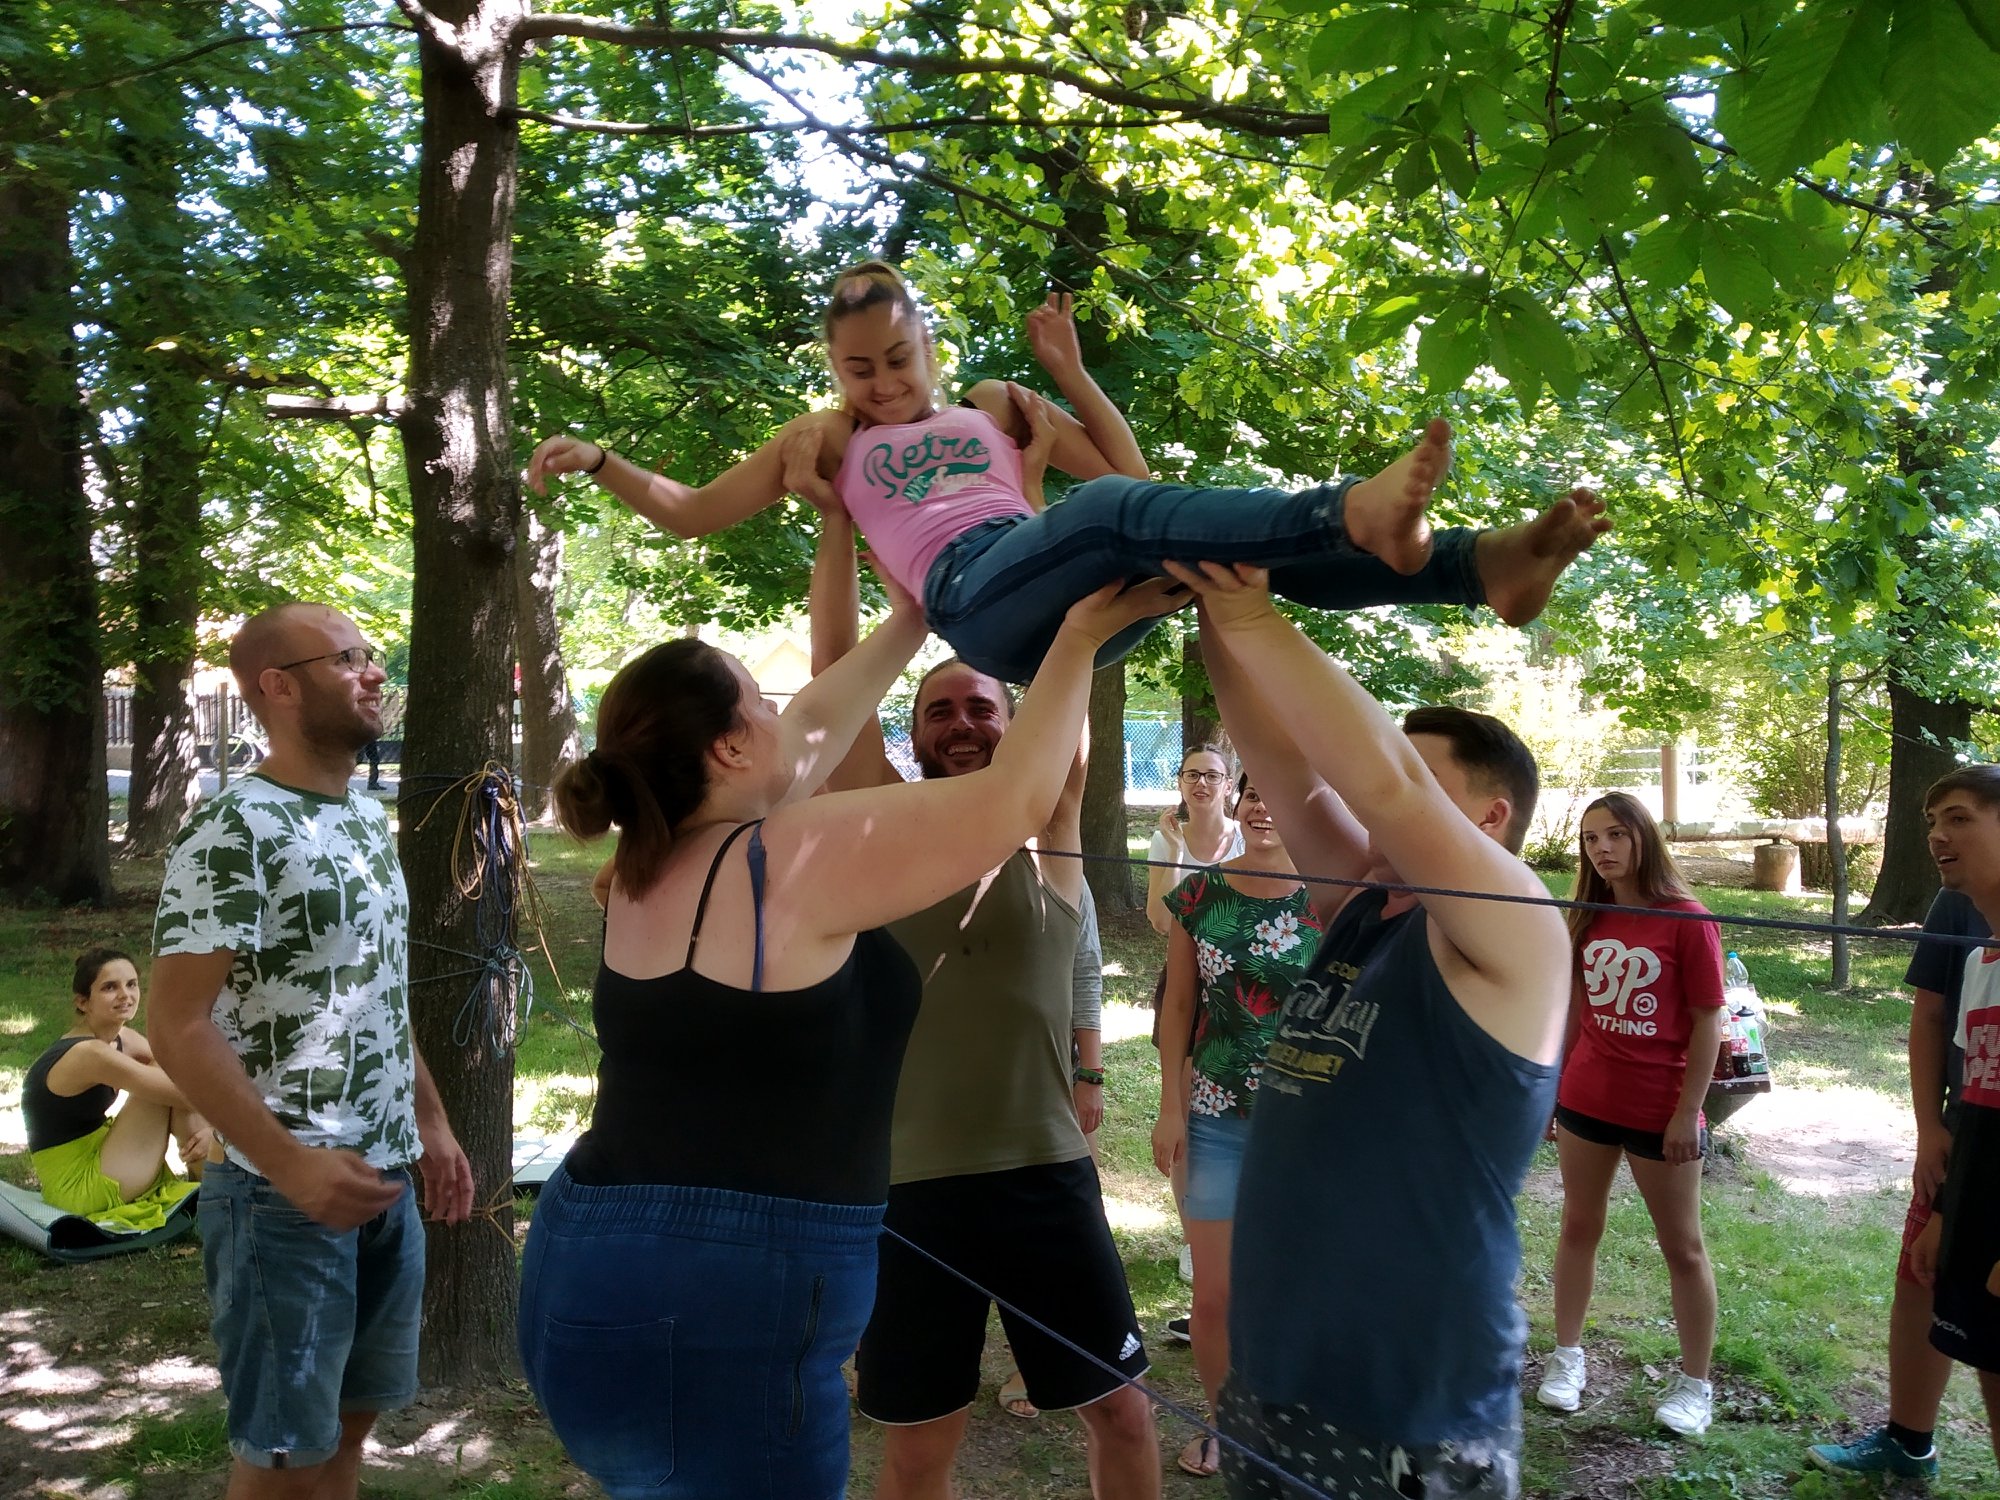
left=29, top=1124, right=198, bottom=1234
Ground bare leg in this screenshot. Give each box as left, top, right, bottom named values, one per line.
left=98, top=1097, right=175, bottom=1201
left=1339, top=418, right=1449, bottom=575
left=1628, top=1153, right=1716, bottom=1381
left=1979, top=1370, right=2000, bottom=1467
left=1552, top=1130, right=1622, bottom=1347
left=1475, top=489, right=1613, bottom=626
left=1181, top=1216, right=1231, bottom=1476
left=1888, top=1272, right=1954, bottom=1429
left=219, top=1412, right=373, bottom=1500
left=1074, top=1382, right=1161, bottom=1500
left=312, top=1410, right=377, bottom=1500
left=876, top=1409, right=972, bottom=1500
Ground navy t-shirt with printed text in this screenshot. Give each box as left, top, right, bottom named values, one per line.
left=1229, top=890, right=1558, bottom=1447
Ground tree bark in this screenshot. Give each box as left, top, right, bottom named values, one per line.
left=124, top=372, right=210, bottom=854
left=1858, top=678, right=1972, bottom=926
left=1180, top=628, right=1221, bottom=757
left=1082, top=661, right=1133, bottom=911
left=0, top=162, right=111, bottom=906
left=398, top=1, right=525, bottom=1385
left=1825, top=670, right=1848, bottom=989
left=514, top=504, right=579, bottom=823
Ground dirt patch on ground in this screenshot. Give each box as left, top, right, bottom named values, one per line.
left=1728, top=1082, right=1914, bottom=1199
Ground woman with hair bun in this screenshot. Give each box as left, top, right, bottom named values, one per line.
left=1537, top=791, right=1726, bottom=1439
left=526, top=265, right=1609, bottom=686
left=23, top=947, right=208, bottom=1229
left=516, top=566, right=1185, bottom=1500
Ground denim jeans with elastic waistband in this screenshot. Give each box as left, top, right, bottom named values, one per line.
left=922, top=473, right=1485, bottom=684
left=519, top=1165, right=884, bottom=1500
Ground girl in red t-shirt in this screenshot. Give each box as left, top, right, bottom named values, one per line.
left=1537, top=792, right=1726, bottom=1438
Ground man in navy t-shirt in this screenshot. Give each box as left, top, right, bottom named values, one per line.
left=1175, top=555, right=1578, bottom=1500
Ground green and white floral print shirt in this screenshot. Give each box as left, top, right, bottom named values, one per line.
left=1167, top=866, right=1323, bottom=1119
left=154, top=774, right=419, bottom=1171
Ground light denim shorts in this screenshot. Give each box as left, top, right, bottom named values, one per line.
left=1183, top=1111, right=1254, bottom=1222
left=199, top=1158, right=423, bottom=1468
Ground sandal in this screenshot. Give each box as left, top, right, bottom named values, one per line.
left=997, top=1368, right=1039, bottom=1420
left=1178, top=1433, right=1221, bottom=1477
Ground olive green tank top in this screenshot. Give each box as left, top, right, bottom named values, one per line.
left=886, top=849, right=1087, bottom=1184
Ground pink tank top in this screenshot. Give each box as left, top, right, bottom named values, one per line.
left=835, top=405, right=1031, bottom=597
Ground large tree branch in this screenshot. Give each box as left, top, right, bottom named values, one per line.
left=55, top=21, right=411, bottom=98
left=499, top=103, right=1180, bottom=139
left=392, top=0, right=459, bottom=54
left=514, top=16, right=1324, bottom=137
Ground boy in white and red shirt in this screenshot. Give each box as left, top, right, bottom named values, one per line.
left=1910, top=764, right=2000, bottom=1476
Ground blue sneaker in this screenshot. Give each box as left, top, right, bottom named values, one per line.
left=1807, top=1427, right=1940, bottom=1480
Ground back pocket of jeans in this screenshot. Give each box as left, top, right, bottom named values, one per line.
left=535, top=1315, right=675, bottom=1488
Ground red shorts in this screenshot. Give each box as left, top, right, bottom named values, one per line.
left=1897, top=1190, right=1935, bottom=1287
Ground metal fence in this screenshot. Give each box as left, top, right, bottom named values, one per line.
left=877, top=716, right=1186, bottom=795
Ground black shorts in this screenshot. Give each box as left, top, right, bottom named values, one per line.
left=855, top=1157, right=1149, bottom=1424
left=1554, top=1104, right=1707, bottom=1163
left=1932, top=1216, right=2000, bottom=1374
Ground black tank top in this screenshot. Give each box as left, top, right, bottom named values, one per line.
left=24, top=1036, right=120, bottom=1152
left=564, top=822, right=925, bottom=1205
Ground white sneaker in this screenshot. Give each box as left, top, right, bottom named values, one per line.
left=1177, top=1243, right=1194, bottom=1283
left=1536, top=1345, right=1587, bottom=1412
left=1655, top=1373, right=1714, bottom=1436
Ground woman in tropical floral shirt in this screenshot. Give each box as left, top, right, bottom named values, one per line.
left=1152, top=776, right=1323, bottom=1477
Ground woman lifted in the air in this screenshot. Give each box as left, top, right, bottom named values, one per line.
left=527, top=263, right=1611, bottom=683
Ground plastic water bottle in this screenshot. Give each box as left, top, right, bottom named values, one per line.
left=1724, top=951, right=1751, bottom=994
left=1721, top=951, right=1767, bottom=1078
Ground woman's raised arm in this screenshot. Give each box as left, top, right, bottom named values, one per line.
left=525, top=410, right=851, bottom=539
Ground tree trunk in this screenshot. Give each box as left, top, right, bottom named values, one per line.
left=398, top=2, right=525, bottom=1386
left=124, top=372, right=210, bottom=854
left=0, top=163, right=111, bottom=906
left=514, top=504, right=579, bottom=823
left=1825, top=670, right=1848, bottom=989
left=1180, top=628, right=1221, bottom=755
left=1858, top=678, right=1972, bottom=925
left=1082, top=661, right=1133, bottom=911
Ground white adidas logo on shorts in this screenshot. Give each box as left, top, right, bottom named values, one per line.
left=1119, top=1332, right=1142, bottom=1360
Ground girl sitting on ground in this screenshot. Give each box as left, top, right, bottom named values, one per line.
left=1537, top=793, right=1726, bottom=1437
left=526, top=265, right=1609, bottom=684
left=23, top=947, right=208, bottom=1230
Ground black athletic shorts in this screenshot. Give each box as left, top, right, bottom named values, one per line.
left=1554, top=1104, right=1707, bottom=1164
left=855, top=1156, right=1149, bottom=1424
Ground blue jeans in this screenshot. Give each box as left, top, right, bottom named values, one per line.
left=923, top=474, right=1485, bottom=683
left=519, top=1166, right=883, bottom=1500
left=199, top=1158, right=423, bottom=1468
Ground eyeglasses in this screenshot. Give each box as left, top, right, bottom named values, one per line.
left=277, top=645, right=380, bottom=674
left=1180, top=769, right=1228, bottom=785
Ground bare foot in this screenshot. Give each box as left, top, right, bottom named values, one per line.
left=1342, top=417, right=1450, bottom=575
left=1477, top=488, right=1613, bottom=626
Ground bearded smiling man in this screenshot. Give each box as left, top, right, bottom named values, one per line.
left=148, top=603, right=471, bottom=1500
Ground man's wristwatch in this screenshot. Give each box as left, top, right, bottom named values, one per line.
left=1073, top=1066, right=1105, bottom=1086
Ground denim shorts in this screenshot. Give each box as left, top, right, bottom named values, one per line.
left=198, top=1157, right=422, bottom=1468
left=519, top=1166, right=883, bottom=1500
left=1183, top=1111, right=1253, bottom=1222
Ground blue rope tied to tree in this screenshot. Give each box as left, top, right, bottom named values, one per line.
left=405, top=764, right=552, bottom=1056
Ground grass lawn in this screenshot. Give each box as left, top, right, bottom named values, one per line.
left=1, top=831, right=1994, bottom=1497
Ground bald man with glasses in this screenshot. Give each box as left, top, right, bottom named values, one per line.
left=148, top=602, right=470, bottom=1499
